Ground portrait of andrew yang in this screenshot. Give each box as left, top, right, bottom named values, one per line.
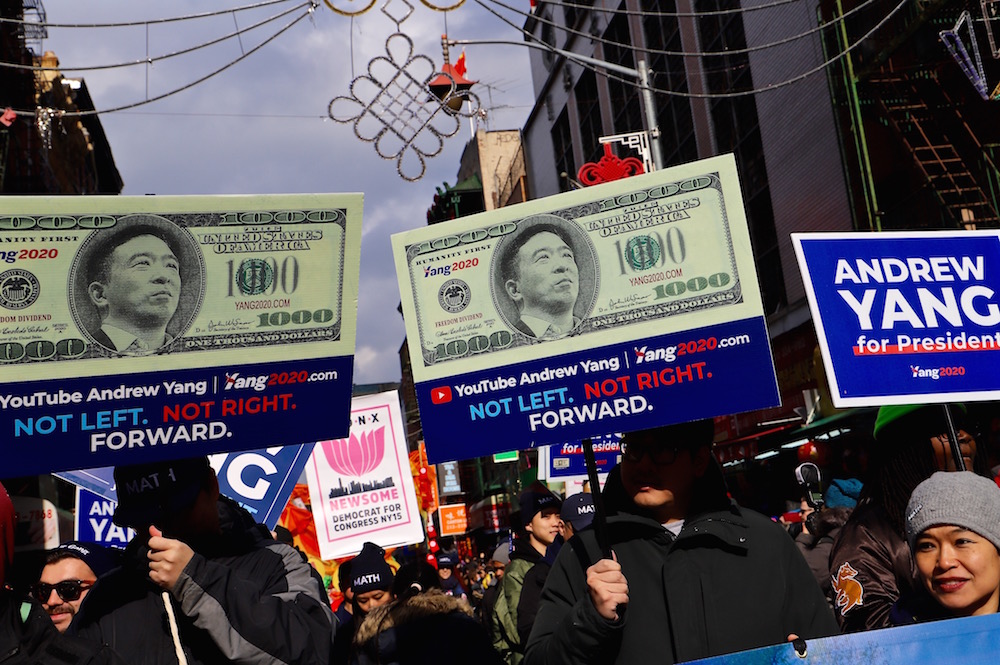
left=70, top=214, right=204, bottom=356
left=492, top=213, right=597, bottom=340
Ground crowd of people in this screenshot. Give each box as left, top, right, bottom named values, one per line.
left=2, top=402, right=1000, bottom=664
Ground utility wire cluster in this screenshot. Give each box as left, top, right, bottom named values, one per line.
left=0, top=0, right=318, bottom=118
left=0, top=0, right=938, bottom=115
left=475, top=0, right=914, bottom=98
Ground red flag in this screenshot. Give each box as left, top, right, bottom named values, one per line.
left=454, top=50, right=467, bottom=78
left=0, top=108, right=15, bottom=127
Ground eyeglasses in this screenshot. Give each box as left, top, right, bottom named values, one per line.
left=32, top=579, right=95, bottom=603
left=620, top=441, right=684, bottom=465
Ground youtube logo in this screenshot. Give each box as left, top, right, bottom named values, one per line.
left=430, top=386, right=452, bottom=404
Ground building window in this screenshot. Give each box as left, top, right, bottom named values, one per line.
left=552, top=108, right=575, bottom=191
left=697, top=0, right=787, bottom=312
left=642, top=0, right=697, bottom=167
left=603, top=7, right=643, bottom=135
left=575, top=69, right=603, bottom=164
left=541, top=10, right=556, bottom=65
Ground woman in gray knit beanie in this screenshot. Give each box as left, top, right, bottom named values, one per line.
left=897, top=471, right=1000, bottom=622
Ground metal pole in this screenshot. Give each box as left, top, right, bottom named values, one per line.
left=583, top=437, right=611, bottom=558
left=942, top=404, right=966, bottom=471
left=637, top=60, right=663, bottom=171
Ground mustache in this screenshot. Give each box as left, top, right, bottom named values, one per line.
left=46, top=603, right=75, bottom=616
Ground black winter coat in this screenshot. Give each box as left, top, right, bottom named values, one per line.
left=0, top=591, right=123, bottom=665
left=70, top=497, right=333, bottom=665
left=523, top=465, right=837, bottom=665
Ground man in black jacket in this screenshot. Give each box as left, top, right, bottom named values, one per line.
left=523, top=419, right=837, bottom=665
left=70, top=456, right=334, bottom=664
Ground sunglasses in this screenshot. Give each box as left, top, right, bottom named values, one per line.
left=32, top=579, right=95, bottom=603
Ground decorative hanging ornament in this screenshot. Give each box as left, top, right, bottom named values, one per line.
left=327, top=0, right=481, bottom=181
left=577, top=143, right=645, bottom=187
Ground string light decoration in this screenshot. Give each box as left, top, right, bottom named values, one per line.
left=323, top=0, right=378, bottom=17
left=327, top=0, right=481, bottom=181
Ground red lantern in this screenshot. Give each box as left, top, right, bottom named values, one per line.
left=797, top=440, right=830, bottom=466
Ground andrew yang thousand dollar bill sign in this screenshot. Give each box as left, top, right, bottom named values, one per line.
left=0, top=195, right=363, bottom=476
left=0, top=195, right=361, bottom=380
left=394, top=154, right=780, bottom=462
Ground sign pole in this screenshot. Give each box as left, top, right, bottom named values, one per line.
left=582, top=437, right=611, bottom=558
left=942, top=404, right=967, bottom=471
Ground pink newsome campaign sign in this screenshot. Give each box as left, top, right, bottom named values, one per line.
left=321, top=429, right=386, bottom=477
left=305, top=391, right=423, bottom=560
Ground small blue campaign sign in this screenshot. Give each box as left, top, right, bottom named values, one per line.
left=548, top=433, right=621, bottom=478
left=210, top=445, right=314, bottom=528
left=58, top=444, right=313, bottom=529
left=687, top=612, right=1000, bottom=664
left=75, top=487, right=134, bottom=547
left=794, top=232, right=1000, bottom=406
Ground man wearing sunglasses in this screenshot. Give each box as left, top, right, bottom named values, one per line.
left=523, top=419, right=837, bottom=665
left=1, top=482, right=125, bottom=664
left=35, top=541, right=117, bottom=632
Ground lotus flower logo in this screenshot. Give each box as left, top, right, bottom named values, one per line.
left=321, top=427, right=386, bottom=477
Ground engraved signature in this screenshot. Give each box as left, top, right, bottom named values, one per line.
left=435, top=322, right=485, bottom=338
left=607, top=294, right=650, bottom=309
left=207, top=318, right=252, bottom=333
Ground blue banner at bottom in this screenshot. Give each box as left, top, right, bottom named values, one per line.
left=0, top=356, right=353, bottom=477
left=686, top=612, right=1000, bottom=664
left=417, top=317, right=779, bottom=463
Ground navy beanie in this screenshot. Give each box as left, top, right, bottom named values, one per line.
left=519, top=483, right=561, bottom=524
left=351, top=542, right=393, bottom=595
left=49, top=541, right=118, bottom=578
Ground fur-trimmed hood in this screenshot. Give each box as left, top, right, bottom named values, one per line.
left=354, top=589, right=470, bottom=645
left=351, top=589, right=502, bottom=665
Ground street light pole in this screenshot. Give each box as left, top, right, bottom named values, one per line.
left=447, top=38, right=664, bottom=171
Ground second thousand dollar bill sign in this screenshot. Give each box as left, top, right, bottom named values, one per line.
left=394, top=154, right=779, bottom=461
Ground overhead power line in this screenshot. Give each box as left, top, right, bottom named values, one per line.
left=482, top=0, right=884, bottom=60
left=0, top=0, right=300, bottom=29
left=0, top=1, right=312, bottom=74
left=472, top=0, right=910, bottom=99
left=535, top=0, right=804, bottom=20
left=2, top=3, right=318, bottom=119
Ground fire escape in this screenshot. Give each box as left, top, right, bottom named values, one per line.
left=871, top=71, right=1000, bottom=228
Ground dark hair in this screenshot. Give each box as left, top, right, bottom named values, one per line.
left=862, top=412, right=986, bottom=538
left=338, top=559, right=353, bottom=591
left=499, top=222, right=576, bottom=287
left=86, top=224, right=179, bottom=286
left=44, top=549, right=82, bottom=567
left=391, top=561, right=441, bottom=597
left=621, top=418, right=716, bottom=451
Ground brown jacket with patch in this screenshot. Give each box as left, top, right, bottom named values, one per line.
left=828, top=499, right=918, bottom=632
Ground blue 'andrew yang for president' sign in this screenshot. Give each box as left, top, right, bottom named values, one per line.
left=793, top=232, right=1000, bottom=406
